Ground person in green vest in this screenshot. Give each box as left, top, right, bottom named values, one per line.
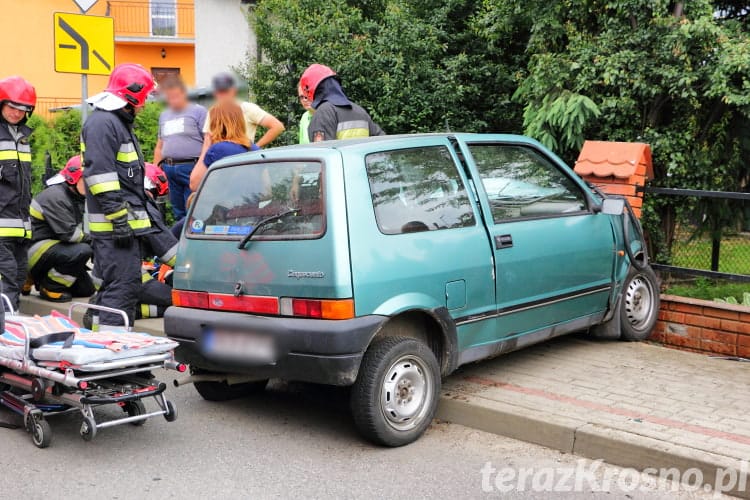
left=298, top=84, right=313, bottom=144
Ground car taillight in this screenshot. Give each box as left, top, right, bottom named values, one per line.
left=207, top=294, right=279, bottom=314
left=172, top=290, right=209, bottom=309
left=280, top=298, right=354, bottom=320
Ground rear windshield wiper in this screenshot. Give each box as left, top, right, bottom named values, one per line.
left=238, top=208, right=298, bottom=250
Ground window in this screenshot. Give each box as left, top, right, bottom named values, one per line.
left=468, top=144, right=587, bottom=222
left=189, top=161, right=324, bottom=240
left=151, top=0, right=177, bottom=37
left=366, top=146, right=475, bottom=235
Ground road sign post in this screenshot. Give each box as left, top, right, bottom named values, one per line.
left=54, top=9, right=113, bottom=123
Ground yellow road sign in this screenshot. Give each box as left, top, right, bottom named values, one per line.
left=54, top=13, right=114, bottom=76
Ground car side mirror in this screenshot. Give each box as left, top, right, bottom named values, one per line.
left=600, top=198, right=625, bottom=216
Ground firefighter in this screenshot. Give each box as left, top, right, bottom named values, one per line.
left=0, top=76, right=36, bottom=311
left=27, top=155, right=95, bottom=302
left=82, top=63, right=178, bottom=328
left=298, top=64, right=384, bottom=142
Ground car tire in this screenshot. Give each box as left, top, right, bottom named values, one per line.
left=194, top=377, right=268, bottom=402
left=619, top=266, right=660, bottom=341
left=350, top=336, right=440, bottom=447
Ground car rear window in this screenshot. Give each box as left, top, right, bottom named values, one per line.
left=188, top=161, right=324, bottom=240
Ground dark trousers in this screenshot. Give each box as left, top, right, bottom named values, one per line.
left=29, top=241, right=95, bottom=297
left=136, top=277, right=172, bottom=319
left=91, top=238, right=141, bottom=326
left=163, top=161, right=195, bottom=220
left=0, top=238, right=29, bottom=310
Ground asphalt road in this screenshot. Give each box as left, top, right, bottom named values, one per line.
left=0, top=374, right=728, bottom=499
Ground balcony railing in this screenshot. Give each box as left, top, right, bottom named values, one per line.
left=106, top=1, right=195, bottom=40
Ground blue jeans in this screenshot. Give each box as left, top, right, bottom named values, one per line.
left=163, top=161, right=195, bottom=220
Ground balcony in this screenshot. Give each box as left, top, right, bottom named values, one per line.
left=106, top=1, right=195, bottom=42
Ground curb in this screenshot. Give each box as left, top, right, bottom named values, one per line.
left=17, top=294, right=750, bottom=496
left=437, top=392, right=750, bottom=498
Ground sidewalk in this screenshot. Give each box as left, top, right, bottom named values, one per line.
left=19, top=294, right=750, bottom=496
left=438, top=335, right=750, bottom=497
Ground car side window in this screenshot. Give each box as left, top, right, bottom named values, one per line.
left=468, top=144, right=587, bottom=223
left=366, top=146, right=476, bottom=235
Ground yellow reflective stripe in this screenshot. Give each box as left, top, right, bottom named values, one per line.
left=141, top=272, right=152, bottom=283
left=116, top=151, right=139, bottom=162
left=0, top=150, right=18, bottom=160
left=28, top=239, right=59, bottom=268
left=105, top=208, right=128, bottom=220
left=29, top=206, right=43, bottom=220
left=25, top=230, right=32, bottom=239
left=80, top=142, right=86, bottom=152
left=17, top=152, right=31, bottom=162
left=89, top=180, right=121, bottom=194
left=0, top=227, right=26, bottom=237
left=88, top=218, right=151, bottom=232
left=129, top=219, right=151, bottom=229
left=48, top=268, right=77, bottom=287
left=336, top=128, right=369, bottom=140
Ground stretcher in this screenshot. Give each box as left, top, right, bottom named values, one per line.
left=0, top=298, right=185, bottom=448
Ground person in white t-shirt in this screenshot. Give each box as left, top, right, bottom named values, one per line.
left=190, top=72, right=284, bottom=191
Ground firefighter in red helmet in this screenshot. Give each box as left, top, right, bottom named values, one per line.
left=27, top=155, right=95, bottom=302
left=0, top=76, right=36, bottom=312
left=298, top=64, right=384, bottom=142
left=82, top=63, right=178, bottom=329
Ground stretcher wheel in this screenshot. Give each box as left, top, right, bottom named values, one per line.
left=163, top=400, right=177, bottom=422
left=124, top=401, right=147, bottom=426
left=80, top=416, right=97, bottom=441
left=31, top=419, right=52, bottom=449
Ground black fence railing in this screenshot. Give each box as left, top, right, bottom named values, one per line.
left=640, top=186, right=750, bottom=282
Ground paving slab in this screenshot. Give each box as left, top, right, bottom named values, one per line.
left=439, top=335, right=750, bottom=497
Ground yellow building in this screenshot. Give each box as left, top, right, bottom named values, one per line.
left=0, top=0, right=196, bottom=118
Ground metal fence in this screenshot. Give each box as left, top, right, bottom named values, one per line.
left=642, top=186, right=750, bottom=282
left=35, top=97, right=82, bottom=120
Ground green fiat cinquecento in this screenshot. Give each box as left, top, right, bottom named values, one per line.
left=165, top=133, right=659, bottom=446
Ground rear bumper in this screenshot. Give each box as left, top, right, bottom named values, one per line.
left=164, top=307, right=387, bottom=386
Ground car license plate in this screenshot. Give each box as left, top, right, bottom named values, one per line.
left=202, top=330, right=276, bottom=364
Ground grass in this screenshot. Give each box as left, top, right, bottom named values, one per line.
left=671, top=235, right=750, bottom=275
left=665, top=278, right=750, bottom=303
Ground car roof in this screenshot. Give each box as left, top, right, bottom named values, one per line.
left=208, top=133, right=542, bottom=169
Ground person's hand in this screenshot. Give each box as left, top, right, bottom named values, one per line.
left=112, top=216, right=134, bottom=248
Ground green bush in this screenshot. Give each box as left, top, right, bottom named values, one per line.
left=26, top=103, right=162, bottom=195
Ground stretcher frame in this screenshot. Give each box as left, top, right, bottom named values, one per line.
left=0, top=300, right=184, bottom=448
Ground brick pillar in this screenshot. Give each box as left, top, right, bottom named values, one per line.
left=574, top=141, right=654, bottom=218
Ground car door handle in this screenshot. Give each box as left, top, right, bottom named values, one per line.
left=495, top=234, right=513, bottom=249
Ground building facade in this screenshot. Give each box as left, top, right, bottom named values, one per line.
left=194, top=0, right=257, bottom=88
left=0, top=0, right=197, bottom=118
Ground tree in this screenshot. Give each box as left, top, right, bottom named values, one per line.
left=508, top=0, right=750, bottom=259
left=244, top=0, right=529, bottom=143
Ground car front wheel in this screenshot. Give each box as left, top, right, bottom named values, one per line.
left=351, top=336, right=441, bottom=447
left=620, top=266, right=660, bottom=341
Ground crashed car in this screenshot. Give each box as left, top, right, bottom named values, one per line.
left=165, top=134, right=659, bottom=446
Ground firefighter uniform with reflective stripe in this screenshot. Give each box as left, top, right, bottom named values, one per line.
left=0, top=120, right=33, bottom=308
left=28, top=183, right=94, bottom=299
left=82, top=108, right=178, bottom=326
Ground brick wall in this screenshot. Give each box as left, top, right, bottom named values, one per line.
left=651, top=294, right=750, bottom=357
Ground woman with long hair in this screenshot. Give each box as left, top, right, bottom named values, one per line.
left=189, top=100, right=261, bottom=190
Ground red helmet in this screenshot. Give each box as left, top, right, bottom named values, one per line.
left=299, top=64, right=337, bottom=102
left=47, top=155, right=83, bottom=186
left=104, top=63, right=155, bottom=108
left=145, top=162, right=169, bottom=196
left=0, top=76, right=36, bottom=115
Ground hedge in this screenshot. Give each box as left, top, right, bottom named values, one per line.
left=27, top=103, right=163, bottom=195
